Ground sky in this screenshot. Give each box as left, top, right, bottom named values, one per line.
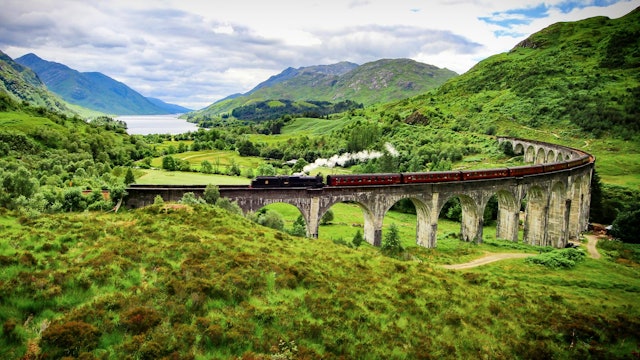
left=1, top=0, right=638, bottom=110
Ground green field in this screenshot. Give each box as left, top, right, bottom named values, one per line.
left=0, top=206, right=637, bottom=359
left=136, top=169, right=251, bottom=185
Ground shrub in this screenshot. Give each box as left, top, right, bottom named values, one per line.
left=525, top=248, right=586, bottom=269
left=40, top=320, right=101, bottom=357
left=203, top=184, right=220, bottom=205
left=121, top=306, right=162, bottom=334
left=1, top=319, right=23, bottom=343
left=153, top=195, right=164, bottom=205
left=217, top=198, right=243, bottom=215
left=179, top=192, right=204, bottom=205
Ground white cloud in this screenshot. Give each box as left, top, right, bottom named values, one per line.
left=1, top=0, right=637, bottom=109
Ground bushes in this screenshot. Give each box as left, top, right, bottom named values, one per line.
left=525, top=248, right=586, bottom=269
left=121, top=306, right=162, bottom=334
left=609, top=209, right=640, bottom=243
left=40, top=320, right=101, bottom=357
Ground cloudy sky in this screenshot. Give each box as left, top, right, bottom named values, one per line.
left=1, top=0, right=637, bottom=110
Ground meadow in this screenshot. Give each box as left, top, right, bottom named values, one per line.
left=0, top=205, right=638, bottom=359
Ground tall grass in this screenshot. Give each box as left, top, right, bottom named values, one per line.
left=0, top=206, right=637, bottom=359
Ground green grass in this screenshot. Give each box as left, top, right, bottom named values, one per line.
left=263, top=201, right=531, bottom=264
left=0, top=111, right=66, bottom=132
left=0, top=207, right=637, bottom=359
left=150, top=149, right=263, bottom=171
left=135, top=169, right=251, bottom=185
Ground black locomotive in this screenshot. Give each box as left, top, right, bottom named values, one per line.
left=250, top=175, right=324, bottom=188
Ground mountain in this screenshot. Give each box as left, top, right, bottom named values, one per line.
left=146, top=97, right=191, bottom=114
left=0, top=50, right=73, bottom=114
left=15, top=53, right=189, bottom=115
left=381, top=7, right=640, bottom=140
left=188, top=59, right=457, bottom=122
left=247, top=61, right=359, bottom=94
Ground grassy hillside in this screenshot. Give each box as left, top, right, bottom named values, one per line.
left=0, top=51, right=73, bottom=115
left=379, top=9, right=639, bottom=141
left=0, top=206, right=638, bottom=359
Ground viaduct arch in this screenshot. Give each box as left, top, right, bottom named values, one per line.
left=125, top=137, right=594, bottom=248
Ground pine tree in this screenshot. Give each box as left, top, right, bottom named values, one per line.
left=124, top=168, right=135, bottom=185
left=381, top=223, right=403, bottom=257
left=352, top=230, right=364, bottom=248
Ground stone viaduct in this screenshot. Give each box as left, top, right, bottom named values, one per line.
left=125, top=137, right=594, bottom=248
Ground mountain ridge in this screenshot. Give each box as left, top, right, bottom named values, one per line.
left=188, top=58, right=457, bottom=122
left=0, top=50, right=73, bottom=114
left=15, top=53, right=190, bottom=115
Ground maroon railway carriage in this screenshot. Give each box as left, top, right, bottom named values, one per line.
left=542, top=162, right=569, bottom=173
left=401, top=171, right=462, bottom=183
left=326, top=173, right=401, bottom=186
left=461, top=168, right=510, bottom=181
left=566, top=155, right=590, bottom=169
left=507, top=164, right=544, bottom=177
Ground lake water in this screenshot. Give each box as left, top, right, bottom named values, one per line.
left=116, top=114, right=200, bottom=135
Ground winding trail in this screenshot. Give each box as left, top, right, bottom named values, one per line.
left=441, top=252, right=531, bottom=270
left=584, top=234, right=601, bottom=259
left=442, top=235, right=602, bottom=270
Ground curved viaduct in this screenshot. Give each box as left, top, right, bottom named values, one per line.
left=125, top=137, right=594, bottom=248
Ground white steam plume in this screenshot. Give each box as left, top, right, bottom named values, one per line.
left=300, top=142, right=399, bottom=174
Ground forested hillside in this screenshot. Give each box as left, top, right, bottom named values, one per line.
left=0, top=93, right=150, bottom=213
left=188, top=58, right=457, bottom=123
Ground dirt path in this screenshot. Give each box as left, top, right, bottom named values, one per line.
left=443, top=236, right=603, bottom=270
left=584, top=234, right=601, bottom=259
left=441, top=252, right=531, bottom=270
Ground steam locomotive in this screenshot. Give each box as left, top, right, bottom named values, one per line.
left=250, top=154, right=592, bottom=188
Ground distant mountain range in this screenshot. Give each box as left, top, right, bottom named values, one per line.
left=15, top=53, right=190, bottom=115
left=0, top=50, right=72, bottom=114
left=188, top=58, right=457, bottom=122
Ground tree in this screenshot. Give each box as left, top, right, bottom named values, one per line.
left=153, top=195, right=164, bottom=205
left=320, top=209, right=334, bottom=225
left=162, top=156, right=177, bottom=171
left=589, top=169, right=604, bottom=223
left=352, top=230, right=364, bottom=248
left=609, top=209, right=640, bottom=243
left=124, top=168, right=135, bottom=185
left=237, top=139, right=259, bottom=157
left=381, top=223, right=403, bottom=257
left=109, top=184, right=127, bottom=202
left=258, top=210, right=284, bottom=231
left=63, top=188, right=85, bottom=212
left=290, top=215, right=307, bottom=237
left=203, top=184, right=220, bottom=205
left=201, top=160, right=214, bottom=174
left=293, top=158, right=308, bottom=173
left=256, top=163, right=276, bottom=176
left=226, top=160, right=241, bottom=176
left=483, top=196, right=498, bottom=225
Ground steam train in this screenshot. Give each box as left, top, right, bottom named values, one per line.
left=250, top=154, right=592, bottom=188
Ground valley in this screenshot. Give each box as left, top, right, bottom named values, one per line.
left=0, top=6, right=639, bottom=360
